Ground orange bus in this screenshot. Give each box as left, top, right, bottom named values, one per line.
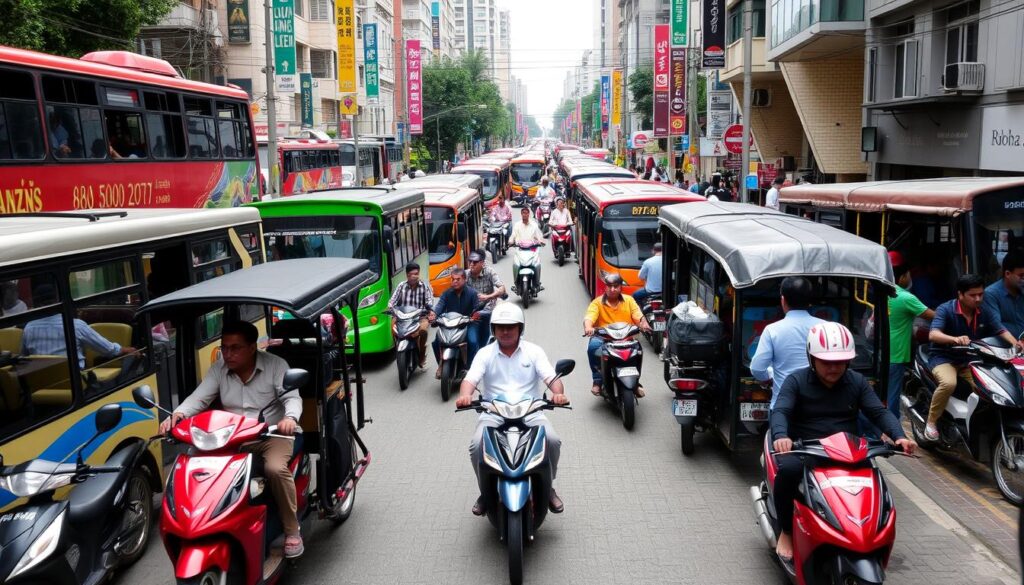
left=573, top=178, right=704, bottom=297
left=258, top=139, right=341, bottom=195
left=421, top=185, right=485, bottom=292
left=450, top=159, right=510, bottom=207
left=509, top=153, right=546, bottom=202
left=0, top=46, right=259, bottom=212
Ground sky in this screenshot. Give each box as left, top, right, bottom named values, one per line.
left=504, top=0, right=595, bottom=135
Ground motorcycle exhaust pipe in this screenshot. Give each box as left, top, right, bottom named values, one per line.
left=750, top=486, right=777, bottom=548
left=900, top=395, right=926, bottom=424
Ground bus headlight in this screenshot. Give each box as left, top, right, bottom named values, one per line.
left=359, top=291, right=383, bottom=309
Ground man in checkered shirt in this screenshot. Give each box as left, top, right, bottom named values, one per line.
left=387, top=262, right=435, bottom=368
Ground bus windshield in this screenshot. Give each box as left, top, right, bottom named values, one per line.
left=258, top=145, right=269, bottom=173
left=512, top=163, right=543, bottom=187
left=466, top=171, right=499, bottom=197
left=425, top=206, right=456, bottom=262
left=600, top=219, right=659, bottom=269
left=263, top=216, right=381, bottom=274
left=340, top=143, right=356, bottom=166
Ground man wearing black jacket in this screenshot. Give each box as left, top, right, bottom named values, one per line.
left=770, top=322, right=917, bottom=561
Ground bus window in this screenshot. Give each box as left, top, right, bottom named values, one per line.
left=42, top=75, right=104, bottom=160
left=340, top=143, right=356, bottom=165
left=600, top=218, right=659, bottom=269
left=144, top=91, right=186, bottom=159
left=263, top=215, right=383, bottom=275
left=0, top=69, right=44, bottom=160
left=184, top=96, right=217, bottom=158
left=217, top=101, right=251, bottom=159
left=105, top=110, right=148, bottom=159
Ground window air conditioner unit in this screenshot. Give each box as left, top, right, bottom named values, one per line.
left=752, top=88, right=771, bottom=107
left=943, top=62, right=985, bottom=93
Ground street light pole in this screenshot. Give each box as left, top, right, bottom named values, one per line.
left=423, top=104, right=486, bottom=170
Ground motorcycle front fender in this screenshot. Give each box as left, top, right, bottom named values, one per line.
left=498, top=478, right=531, bottom=513
left=518, top=268, right=535, bottom=276
left=397, top=339, right=410, bottom=352
left=174, top=539, right=231, bottom=579
left=442, top=347, right=459, bottom=360
left=830, top=553, right=885, bottom=584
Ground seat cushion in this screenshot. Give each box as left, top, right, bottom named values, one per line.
left=67, top=446, right=136, bottom=526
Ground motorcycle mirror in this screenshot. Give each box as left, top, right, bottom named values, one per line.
left=554, top=359, right=575, bottom=377
left=282, top=368, right=310, bottom=392
left=132, top=385, right=157, bottom=409
left=94, top=403, right=123, bottom=433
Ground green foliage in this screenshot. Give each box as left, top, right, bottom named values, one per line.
left=628, top=68, right=653, bottom=130
left=0, top=0, right=176, bottom=56
left=697, top=75, right=708, bottom=114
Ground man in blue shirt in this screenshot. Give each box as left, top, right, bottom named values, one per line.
left=750, top=277, right=824, bottom=408
left=632, top=242, right=663, bottom=305
left=926, top=273, right=1022, bottom=440
left=21, top=285, right=134, bottom=369
left=432, top=268, right=482, bottom=377
left=983, top=252, right=1024, bottom=340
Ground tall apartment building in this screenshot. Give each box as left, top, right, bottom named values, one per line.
left=137, top=0, right=223, bottom=83
left=452, top=0, right=499, bottom=78
left=496, top=9, right=513, bottom=101
left=404, top=0, right=458, bottom=63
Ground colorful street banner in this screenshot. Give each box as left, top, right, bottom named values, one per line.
left=702, top=0, right=726, bottom=68
left=671, top=0, right=687, bottom=46
left=272, top=0, right=296, bottom=93
left=654, top=24, right=670, bottom=137
left=592, top=101, right=600, bottom=135
left=227, top=0, right=250, bottom=43
left=611, top=69, right=623, bottom=126
left=407, top=40, right=423, bottom=134
left=336, top=0, right=357, bottom=95
left=575, top=99, right=582, bottom=143
left=600, top=72, right=611, bottom=133
left=300, top=73, right=314, bottom=126
left=363, top=23, right=379, bottom=103
left=431, top=1, right=441, bottom=54
left=670, top=48, right=686, bottom=136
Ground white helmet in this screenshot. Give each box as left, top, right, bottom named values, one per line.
left=806, top=322, right=856, bottom=363
left=490, top=302, right=525, bottom=335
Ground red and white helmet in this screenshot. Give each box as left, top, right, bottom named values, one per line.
left=806, top=322, right=857, bottom=363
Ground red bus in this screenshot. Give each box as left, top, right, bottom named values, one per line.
left=258, top=139, right=342, bottom=195
left=0, top=46, right=259, bottom=213
left=572, top=178, right=704, bottom=297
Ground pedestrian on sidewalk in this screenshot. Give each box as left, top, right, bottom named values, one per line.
left=765, top=176, right=785, bottom=210
left=886, top=252, right=934, bottom=422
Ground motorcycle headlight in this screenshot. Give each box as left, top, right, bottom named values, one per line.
left=190, top=424, right=236, bottom=451
left=359, top=291, right=383, bottom=309
left=991, top=391, right=1014, bottom=406
left=483, top=449, right=502, bottom=471
left=213, top=464, right=249, bottom=518
left=0, top=471, right=74, bottom=498
left=805, top=470, right=842, bottom=532
left=523, top=441, right=546, bottom=471
left=9, top=510, right=64, bottom=579
left=492, top=399, right=534, bottom=420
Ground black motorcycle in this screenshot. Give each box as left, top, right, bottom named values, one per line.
left=389, top=305, right=426, bottom=390
left=0, top=404, right=154, bottom=585
left=484, top=219, right=510, bottom=264
left=639, top=294, right=667, bottom=355
left=434, top=312, right=475, bottom=402
left=593, top=322, right=643, bottom=430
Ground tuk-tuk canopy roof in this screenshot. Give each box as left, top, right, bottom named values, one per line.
left=138, top=258, right=375, bottom=320
left=658, top=202, right=895, bottom=288
left=778, top=177, right=1024, bottom=216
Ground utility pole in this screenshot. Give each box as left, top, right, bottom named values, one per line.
left=263, top=0, right=279, bottom=197
left=740, top=0, right=754, bottom=203
left=353, top=107, right=361, bottom=185
left=687, top=42, right=699, bottom=182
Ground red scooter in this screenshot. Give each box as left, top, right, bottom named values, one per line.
left=751, top=432, right=910, bottom=584
left=550, top=224, right=572, bottom=266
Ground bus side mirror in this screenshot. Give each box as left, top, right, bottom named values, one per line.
left=457, top=222, right=468, bottom=241
left=95, top=404, right=123, bottom=434
left=382, top=225, right=394, bottom=254
left=594, top=218, right=602, bottom=233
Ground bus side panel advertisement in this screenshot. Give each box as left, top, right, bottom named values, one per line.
left=0, top=161, right=258, bottom=212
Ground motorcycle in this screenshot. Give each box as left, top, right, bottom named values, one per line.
left=0, top=404, right=154, bottom=585
left=550, top=225, right=571, bottom=267
left=389, top=305, right=426, bottom=390
left=534, top=199, right=552, bottom=236
left=512, top=241, right=544, bottom=309
left=484, top=219, right=509, bottom=264
left=433, top=312, right=475, bottom=402
left=903, top=337, right=1024, bottom=504
left=751, top=432, right=909, bottom=585
left=639, top=294, right=667, bottom=355
left=456, top=359, right=575, bottom=585
left=592, top=322, right=643, bottom=430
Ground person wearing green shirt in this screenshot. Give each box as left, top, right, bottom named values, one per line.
left=887, top=252, right=934, bottom=421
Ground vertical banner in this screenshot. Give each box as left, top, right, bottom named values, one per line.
left=611, top=69, right=623, bottom=126
left=227, top=0, right=250, bottom=43
left=272, top=0, right=296, bottom=93
left=336, top=0, right=357, bottom=96
left=363, top=23, right=379, bottom=103
left=653, top=24, right=670, bottom=138
left=600, top=72, right=611, bottom=140
left=671, top=0, right=688, bottom=46
left=575, top=99, right=582, bottom=143
left=702, top=0, right=726, bottom=68
left=669, top=48, right=686, bottom=135
left=592, top=102, right=600, bottom=137
left=406, top=40, right=423, bottom=134
left=300, top=73, right=314, bottom=126
left=431, top=1, right=441, bottom=55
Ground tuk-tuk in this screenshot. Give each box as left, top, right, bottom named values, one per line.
left=658, top=202, right=895, bottom=453
left=134, top=258, right=376, bottom=581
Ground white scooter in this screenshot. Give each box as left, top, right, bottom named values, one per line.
left=511, top=239, right=544, bottom=309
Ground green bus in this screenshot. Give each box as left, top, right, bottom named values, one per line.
left=251, top=188, right=429, bottom=354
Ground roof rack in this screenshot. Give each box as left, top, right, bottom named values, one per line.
left=0, top=211, right=129, bottom=222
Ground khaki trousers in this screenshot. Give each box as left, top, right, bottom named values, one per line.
left=243, top=437, right=299, bottom=535
left=928, top=363, right=974, bottom=424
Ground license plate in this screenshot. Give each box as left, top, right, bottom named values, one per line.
left=673, top=399, right=698, bottom=417
left=617, top=367, right=640, bottom=377
left=653, top=321, right=666, bottom=331
left=740, top=402, right=770, bottom=422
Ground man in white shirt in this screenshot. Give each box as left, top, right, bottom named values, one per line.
left=765, top=175, right=785, bottom=210
left=456, top=303, right=569, bottom=515
left=510, top=207, right=546, bottom=291
left=535, top=177, right=555, bottom=203
left=549, top=197, right=574, bottom=254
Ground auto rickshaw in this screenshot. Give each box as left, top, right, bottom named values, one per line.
left=657, top=202, right=896, bottom=453
left=132, top=257, right=376, bottom=584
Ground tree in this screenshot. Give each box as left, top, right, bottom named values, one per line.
left=628, top=69, right=653, bottom=130
left=0, top=0, right=176, bottom=57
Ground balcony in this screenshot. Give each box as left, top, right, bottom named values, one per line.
left=943, top=62, right=985, bottom=93
left=766, top=0, right=865, bottom=62
left=721, top=38, right=778, bottom=83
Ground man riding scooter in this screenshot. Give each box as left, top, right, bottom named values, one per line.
left=455, top=303, right=569, bottom=515
left=466, top=249, right=506, bottom=343
left=583, top=273, right=651, bottom=398
left=770, top=322, right=917, bottom=562
left=510, top=206, right=546, bottom=293
left=160, top=320, right=305, bottom=558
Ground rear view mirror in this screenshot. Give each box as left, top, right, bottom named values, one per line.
left=554, top=359, right=575, bottom=377
left=95, top=404, right=123, bottom=433
left=457, top=222, right=468, bottom=241
left=132, top=385, right=157, bottom=409
left=282, top=368, right=310, bottom=392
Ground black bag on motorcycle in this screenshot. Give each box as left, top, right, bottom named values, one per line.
left=668, top=308, right=725, bottom=363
